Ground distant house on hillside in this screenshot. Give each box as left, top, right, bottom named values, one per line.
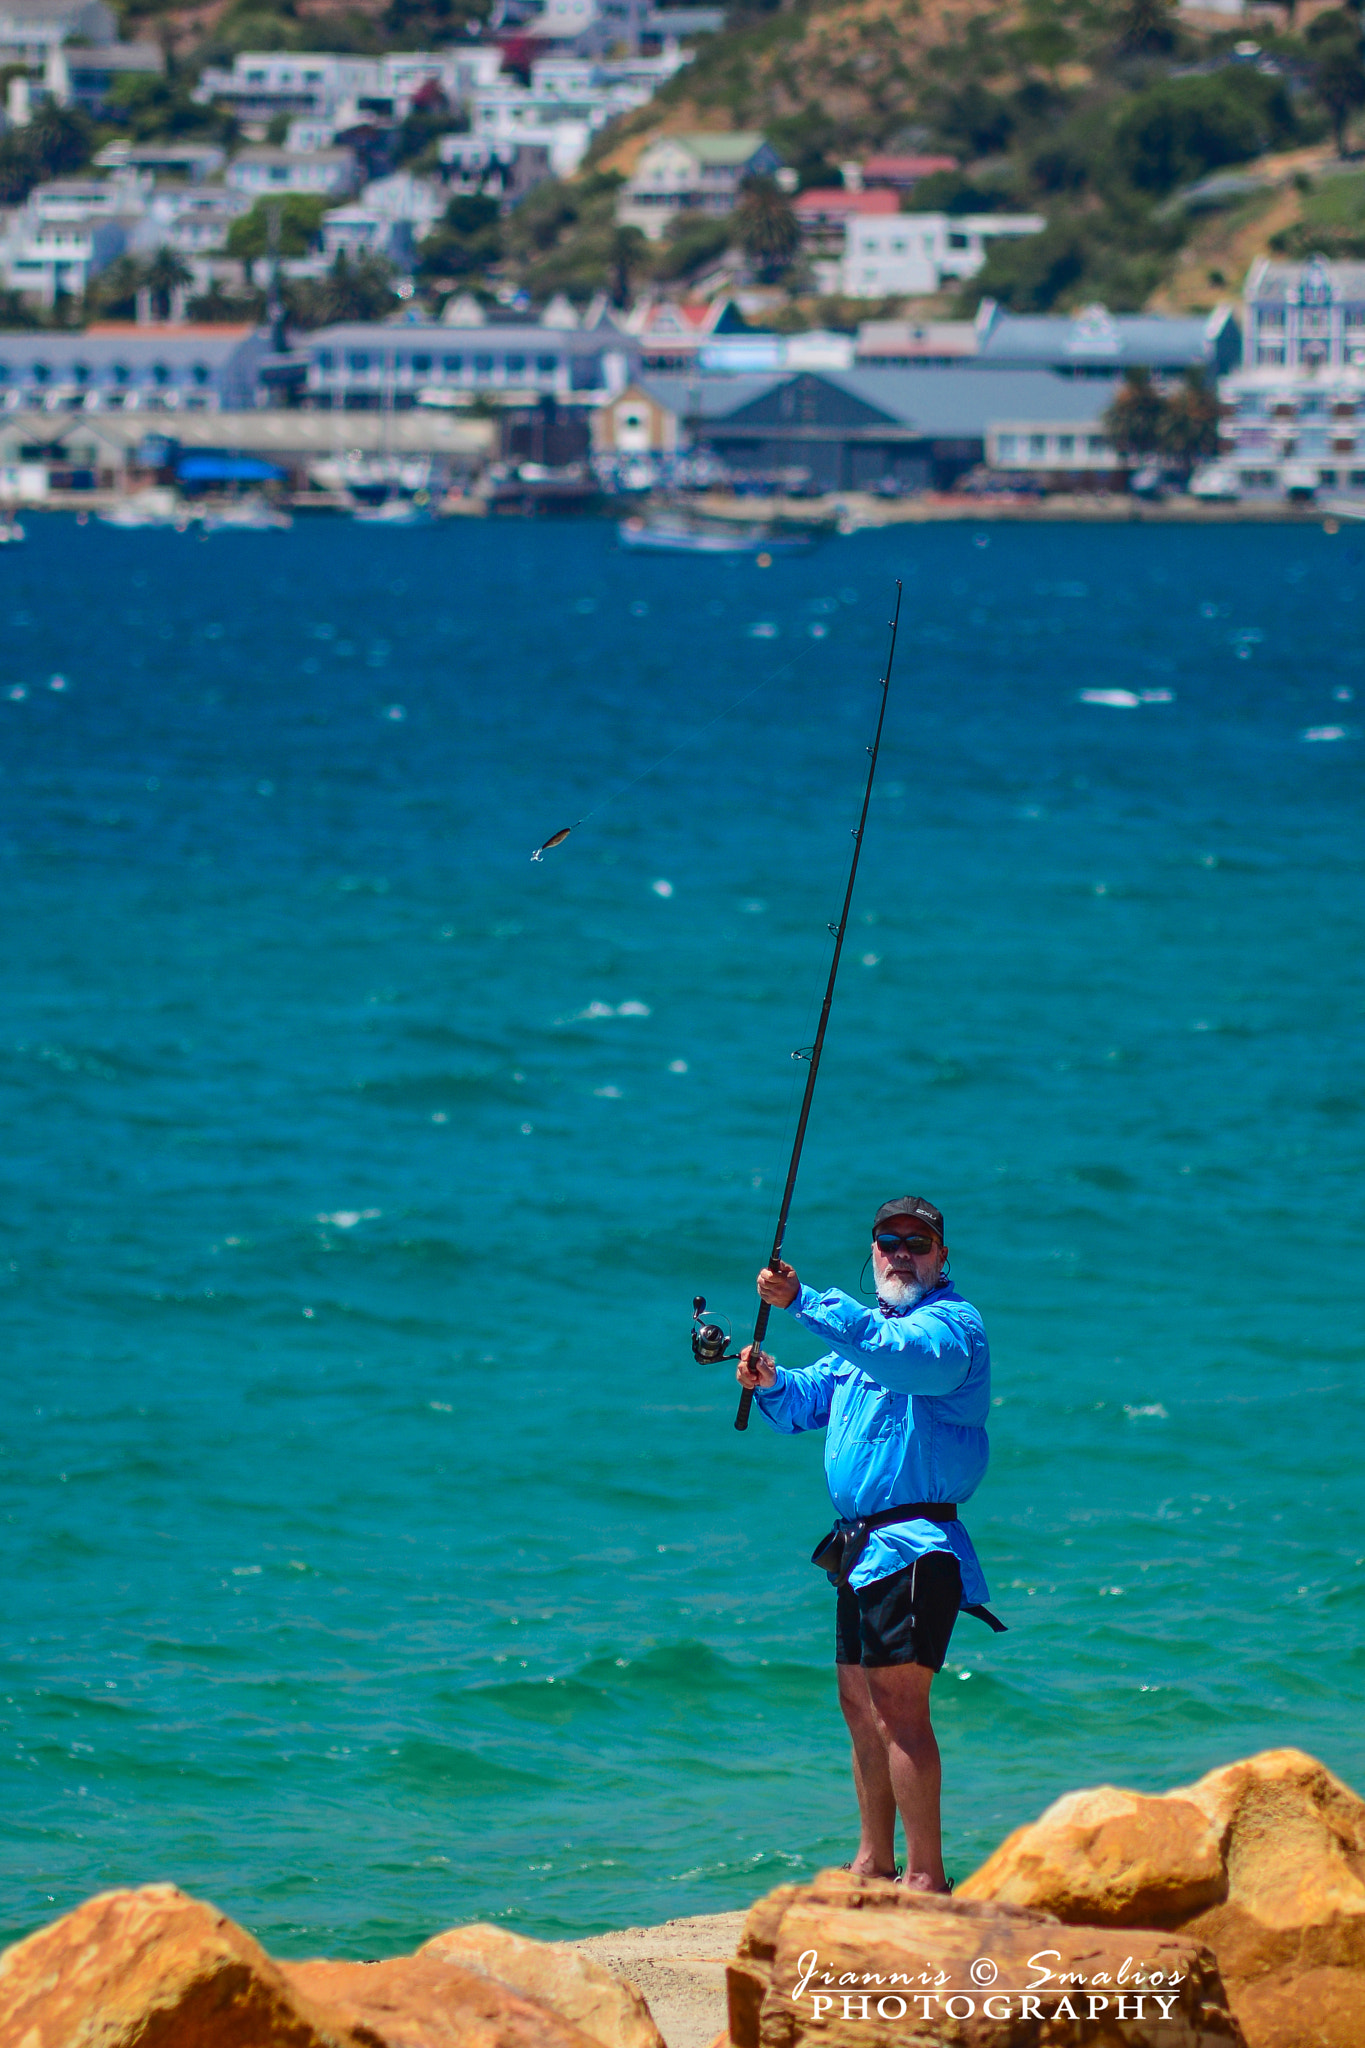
left=841, top=211, right=1044, bottom=298
left=227, top=148, right=360, bottom=199
left=0, top=0, right=112, bottom=63
left=793, top=188, right=897, bottom=265
left=616, top=133, right=782, bottom=239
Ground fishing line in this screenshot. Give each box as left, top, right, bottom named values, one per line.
left=685, top=582, right=905, bottom=1430
left=530, top=659, right=795, bottom=860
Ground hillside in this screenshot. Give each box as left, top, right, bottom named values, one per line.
left=573, top=0, right=1365, bottom=314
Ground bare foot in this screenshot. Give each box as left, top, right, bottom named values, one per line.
left=900, top=1870, right=951, bottom=1894
left=843, top=1857, right=901, bottom=1880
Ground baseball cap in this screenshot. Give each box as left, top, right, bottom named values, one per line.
left=872, top=1196, right=944, bottom=1241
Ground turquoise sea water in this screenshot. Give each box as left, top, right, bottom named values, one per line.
left=1, top=514, right=1362, bottom=1959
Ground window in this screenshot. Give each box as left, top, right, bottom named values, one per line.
left=996, top=434, right=1018, bottom=462
left=1028, top=433, right=1046, bottom=458
left=442, top=354, right=462, bottom=373
left=113, top=363, right=129, bottom=384
left=411, top=353, right=431, bottom=372
left=317, top=350, right=334, bottom=370
left=948, top=231, right=968, bottom=250
left=536, top=353, right=558, bottom=375
left=474, top=353, right=493, bottom=377
left=1056, top=434, right=1074, bottom=458
left=32, top=363, right=50, bottom=383
left=348, top=352, right=370, bottom=371
left=152, top=363, right=170, bottom=385
left=0, top=363, right=8, bottom=381
left=73, top=363, right=88, bottom=384
left=505, top=353, right=526, bottom=375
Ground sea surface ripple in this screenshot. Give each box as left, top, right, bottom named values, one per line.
left=1, top=514, right=1362, bottom=1955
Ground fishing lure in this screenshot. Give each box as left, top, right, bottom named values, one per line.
left=531, top=826, right=575, bottom=862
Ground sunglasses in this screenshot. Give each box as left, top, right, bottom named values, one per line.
left=874, top=1232, right=939, bottom=1256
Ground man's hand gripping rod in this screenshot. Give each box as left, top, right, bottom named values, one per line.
left=735, top=581, right=903, bottom=1431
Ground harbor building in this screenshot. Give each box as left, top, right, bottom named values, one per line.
left=637, top=366, right=1122, bottom=492
left=298, top=314, right=638, bottom=407
left=0, top=328, right=270, bottom=412
left=1244, top=255, right=1365, bottom=370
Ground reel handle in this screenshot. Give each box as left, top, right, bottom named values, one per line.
left=733, top=1301, right=772, bottom=1433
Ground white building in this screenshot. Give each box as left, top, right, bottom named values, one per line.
left=195, top=48, right=504, bottom=128
left=0, top=175, right=143, bottom=304
left=840, top=211, right=1045, bottom=299
left=0, top=0, right=113, bottom=63
left=438, top=137, right=553, bottom=207
left=468, top=57, right=660, bottom=177
left=226, top=147, right=360, bottom=198
left=616, top=132, right=782, bottom=239
left=1243, top=254, right=1365, bottom=371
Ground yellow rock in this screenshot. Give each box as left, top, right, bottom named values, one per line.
left=959, top=1748, right=1365, bottom=2048
left=726, top=1866, right=1243, bottom=2048
left=0, top=1883, right=362, bottom=2048
left=420, top=1924, right=666, bottom=2048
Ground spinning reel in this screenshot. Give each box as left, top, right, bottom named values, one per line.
left=691, top=1296, right=740, bottom=1366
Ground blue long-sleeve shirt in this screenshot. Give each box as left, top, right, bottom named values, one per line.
left=754, top=1280, right=992, bottom=1603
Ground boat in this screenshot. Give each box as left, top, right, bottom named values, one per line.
left=618, top=513, right=811, bottom=555
left=352, top=494, right=431, bottom=525
left=99, top=487, right=195, bottom=530
left=200, top=496, right=292, bottom=532
left=0, top=512, right=25, bottom=545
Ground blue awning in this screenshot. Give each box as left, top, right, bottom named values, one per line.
left=177, top=454, right=285, bottom=482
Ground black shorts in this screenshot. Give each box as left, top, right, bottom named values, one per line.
left=835, top=1549, right=962, bottom=1670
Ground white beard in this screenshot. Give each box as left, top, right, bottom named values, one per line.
left=877, top=1270, right=929, bottom=1308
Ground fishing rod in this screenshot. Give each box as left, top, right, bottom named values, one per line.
left=690, top=581, right=904, bottom=1432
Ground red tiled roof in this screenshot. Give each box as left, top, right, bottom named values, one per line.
left=792, top=188, right=898, bottom=218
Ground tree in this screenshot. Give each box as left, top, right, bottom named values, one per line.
left=285, top=250, right=398, bottom=327
left=416, top=191, right=502, bottom=281
left=1159, top=369, right=1221, bottom=468
left=1111, top=0, right=1177, bottom=56
left=607, top=223, right=648, bottom=306
left=1103, top=369, right=1166, bottom=456
left=227, top=195, right=329, bottom=262
left=652, top=212, right=732, bottom=282
left=0, top=102, right=92, bottom=204
left=1315, top=43, right=1365, bottom=156
left=86, top=253, right=143, bottom=319
left=143, top=244, right=193, bottom=319
left=733, top=176, right=799, bottom=280
left=107, top=74, right=236, bottom=143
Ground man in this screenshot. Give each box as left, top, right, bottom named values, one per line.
left=735, top=1196, right=1000, bottom=1894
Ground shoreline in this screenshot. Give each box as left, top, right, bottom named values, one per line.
left=568, top=1910, right=746, bottom=2048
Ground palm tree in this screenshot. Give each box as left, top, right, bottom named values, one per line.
left=733, top=176, right=800, bottom=282
left=142, top=244, right=193, bottom=321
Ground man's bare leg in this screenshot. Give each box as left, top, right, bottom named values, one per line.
left=863, top=1662, right=946, bottom=1892
left=836, top=1665, right=898, bottom=1877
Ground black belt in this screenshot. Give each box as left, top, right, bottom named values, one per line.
left=811, top=1502, right=1007, bottom=1632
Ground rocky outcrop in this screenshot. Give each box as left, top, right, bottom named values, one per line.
left=0, top=1884, right=365, bottom=2048
left=0, top=1887, right=638, bottom=2048
left=283, top=1953, right=605, bottom=2048
left=958, top=1748, right=1365, bottom=2048
left=726, top=1865, right=1244, bottom=2048
left=421, top=1923, right=666, bottom=2048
